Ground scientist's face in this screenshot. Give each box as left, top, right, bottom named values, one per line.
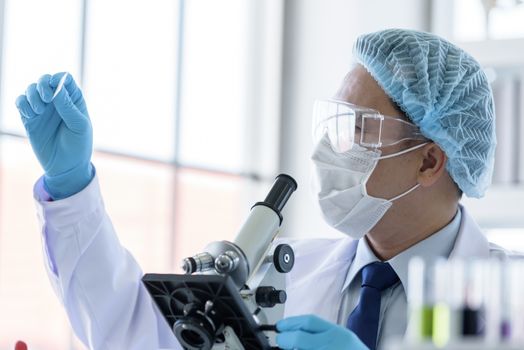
left=334, top=64, right=423, bottom=200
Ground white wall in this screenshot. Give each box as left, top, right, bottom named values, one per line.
left=277, top=0, right=431, bottom=237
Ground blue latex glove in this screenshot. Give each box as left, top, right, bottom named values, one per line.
left=276, top=315, right=369, bottom=350
left=15, top=72, right=94, bottom=199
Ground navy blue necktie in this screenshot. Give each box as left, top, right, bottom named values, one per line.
left=346, top=262, right=400, bottom=350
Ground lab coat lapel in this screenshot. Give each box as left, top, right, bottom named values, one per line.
left=285, top=238, right=358, bottom=322
left=449, top=205, right=490, bottom=259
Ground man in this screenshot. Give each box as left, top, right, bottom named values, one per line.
left=15, top=29, right=511, bottom=350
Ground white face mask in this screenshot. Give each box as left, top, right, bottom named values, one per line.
left=311, top=136, right=428, bottom=239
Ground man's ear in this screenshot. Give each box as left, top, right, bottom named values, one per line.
left=417, top=143, right=447, bottom=187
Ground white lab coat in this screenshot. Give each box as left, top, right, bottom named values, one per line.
left=34, top=175, right=515, bottom=350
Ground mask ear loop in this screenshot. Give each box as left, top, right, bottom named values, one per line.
left=389, top=183, right=421, bottom=202
left=377, top=142, right=429, bottom=160
left=379, top=142, right=430, bottom=201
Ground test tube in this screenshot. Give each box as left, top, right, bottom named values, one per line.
left=406, top=257, right=434, bottom=343
left=462, top=260, right=486, bottom=337
left=509, top=259, right=524, bottom=343
left=499, top=260, right=512, bottom=340
left=433, top=259, right=465, bottom=347
left=432, top=258, right=450, bottom=347
left=483, top=258, right=502, bottom=343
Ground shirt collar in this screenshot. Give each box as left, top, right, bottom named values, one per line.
left=340, top=208, right=462, bottom=296
left=340, top=235, right=380, bottom=294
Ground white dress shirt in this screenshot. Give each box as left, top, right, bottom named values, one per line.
left=337, top=209, right=462, bottom=349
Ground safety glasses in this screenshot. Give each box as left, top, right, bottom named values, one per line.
left=312, top=99, right=427, bottom=153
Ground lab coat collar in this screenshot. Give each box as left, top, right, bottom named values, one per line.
left=340, top=206, right=464, bottom=296
left=449, top=204, right=491, bottom=259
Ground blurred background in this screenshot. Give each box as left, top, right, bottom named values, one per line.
left=0, top=0, right=523, bottom=348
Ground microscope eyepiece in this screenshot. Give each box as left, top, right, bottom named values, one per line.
left=253, top=174, right=297, bottom=224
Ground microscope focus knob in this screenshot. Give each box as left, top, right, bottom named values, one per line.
left=273, top=244, right=294, bottom=273
left=256, top=286, right=287, bottom=308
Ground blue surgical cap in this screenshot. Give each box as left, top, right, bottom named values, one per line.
left=353, top=29, right=496, bottom=198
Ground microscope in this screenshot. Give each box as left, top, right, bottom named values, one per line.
left=142, top=174, right=297, bottom=350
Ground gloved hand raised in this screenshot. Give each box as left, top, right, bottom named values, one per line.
left=15, top=73, right=94, bottom=200
left=276, top=315, right=369, bottom=350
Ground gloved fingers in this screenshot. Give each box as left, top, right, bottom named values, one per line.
left=50, top=72, right=86, bottom=107
left=25, top=83, right=47, bottom=115
left=52, top=86, right=90, bottom=134
left=276, top=330, right=325, bottom=349
left=277, top=315, right=330, bottom=333
left=15, top=95, right=37, bottom=119
left=49, top=71, right=71, bottom=88
left=50, top=72, right=76, bottom=95
left=36, top=74, right=54, bottom=103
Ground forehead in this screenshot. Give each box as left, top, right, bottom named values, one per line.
left=334, top=64, right=407, bottom=121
